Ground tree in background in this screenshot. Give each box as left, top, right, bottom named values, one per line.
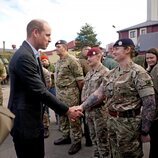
left=75, top=23, right=101, bottom=51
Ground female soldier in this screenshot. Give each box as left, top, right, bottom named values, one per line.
left=145, top=48, right=158, bottom=158
left=77, top=38, right=156, bottom=158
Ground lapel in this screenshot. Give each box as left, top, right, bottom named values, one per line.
left=23, top=41, right=46, bottom=86
left=37, top=57, right=46, bottom=86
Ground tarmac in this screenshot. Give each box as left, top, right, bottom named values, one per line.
left=0, top=84, right=150, bottom=158
left=0, top=84, right=93, bottom=158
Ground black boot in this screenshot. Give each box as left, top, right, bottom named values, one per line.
left=83, top=116, right=92, bottom=146
left=85, top=137, right=92, bottom=147
left=68, top=141, right=81, bottom=155
left=54, top=137, right=71, bottom=145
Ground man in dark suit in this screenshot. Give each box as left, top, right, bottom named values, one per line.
left=8, top=19, right=82, bottom=158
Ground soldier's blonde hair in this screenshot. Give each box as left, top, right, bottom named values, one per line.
left=124, top=46, right=138, bottom=58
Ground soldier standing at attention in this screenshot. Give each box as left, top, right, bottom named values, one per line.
left=79, top=45, right=92, bottom=147
left=79, top=45, right=91, bottom=76
left=76, top=38, right=156, bottom=158
left=54, top=40, right=84, bottom=155
left=0, top=62, right=7, bottom=106
left=81, top=47, right=110, bottom=158
left=40, top=55, right=52, bottom=138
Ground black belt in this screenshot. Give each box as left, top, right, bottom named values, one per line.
left=91, top=102, right=105, bottom=109
left=87, top=102, right=105, bottom=111
left=108, top=108, right=140, bottom=118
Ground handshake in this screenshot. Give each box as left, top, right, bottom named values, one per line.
left=66, top=105, right=84, bottom=121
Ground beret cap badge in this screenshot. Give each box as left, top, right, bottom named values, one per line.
left=87, top=47, right=102, bottom=56
left=118, top=41, right=122, bottom=46
left=92, top=52, right=96, bottom=55
left=55, top=40, right=67, bottom=46
left=113, top=38, right=135, bottom=47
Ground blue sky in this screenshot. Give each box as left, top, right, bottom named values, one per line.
left=0, top=0, right=147, bottom=50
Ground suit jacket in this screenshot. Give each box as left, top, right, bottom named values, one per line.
left=8, top=41, right=68, bottom=139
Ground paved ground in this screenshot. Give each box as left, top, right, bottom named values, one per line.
left=0, top=84, right=93, bottom=158
left=0, top=84, right=150, bottom=158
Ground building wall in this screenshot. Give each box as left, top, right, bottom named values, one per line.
left=119, top=25, right=158, bottom=39
left=119, top=31, right=128, bottom=39
left=148, top=25, right=158, bottom=32
left=147, top=0, right=158, bottom=21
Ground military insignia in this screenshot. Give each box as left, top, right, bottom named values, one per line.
left=145, top=80, right=152, bottom=85
left=118, top=41, right=122, bottom=46
left=92, top=52, right=96, bottom=55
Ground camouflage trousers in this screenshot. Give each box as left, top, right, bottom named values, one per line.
left=86, top=106, right=110, bottom=158
left=107, top=115, right=143, bottom=158
left=59, top=115, right=82, bottom=143
left=43, top=106, right=50, bottom=129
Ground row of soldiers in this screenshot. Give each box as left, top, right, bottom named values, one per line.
left=40, top=38, right=157, bottom=158
left=40, top=40, right=108, bottom=156
left=39, top=39, right=124, bottom=157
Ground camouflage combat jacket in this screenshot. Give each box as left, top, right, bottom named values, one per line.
left=0, top=62, right=6, bottom=81
left=48, top=63, right=55, bottom=88
left=55, top=54, right=84, bottom=106
left=82, top=63, right=109, bottom=106
left=0, top=62, right=6, bottom=106
left=79, top=53, right=90, bottom=76
left=103, top=62, right=155, bottom=111
left=42, top=67, right=51, bottom=89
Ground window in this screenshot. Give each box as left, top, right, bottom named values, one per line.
left=129, top=30, right=137, bottom=38
left=140, top=28, right=147, bottom=35
left=128, top=29, right=137, bottom=44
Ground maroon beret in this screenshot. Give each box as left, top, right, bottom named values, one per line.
left=87, top=47, right=102, bottom=56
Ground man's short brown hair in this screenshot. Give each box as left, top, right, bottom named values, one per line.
left=26, top=19, right=48, bottom=37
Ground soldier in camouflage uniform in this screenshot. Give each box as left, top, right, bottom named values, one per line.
left=79, top=45, right=92, bottom=147
left=0, top=62, right=7, bottom=106
left=40, top=55, right=52, bottom=138
left=81, top=47, right=110, bottom=158
left=79, top=45, right=91, bottom=76
left=47, top=61, right=59, bottom=125
left=53, top=40, right=84, bottom=155
left=78, top=38, right=156, bottom=158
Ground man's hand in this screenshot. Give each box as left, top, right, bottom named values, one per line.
left=74, top=105, right=84, bottom=112
left=66, top=106, right=83, bottom=121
